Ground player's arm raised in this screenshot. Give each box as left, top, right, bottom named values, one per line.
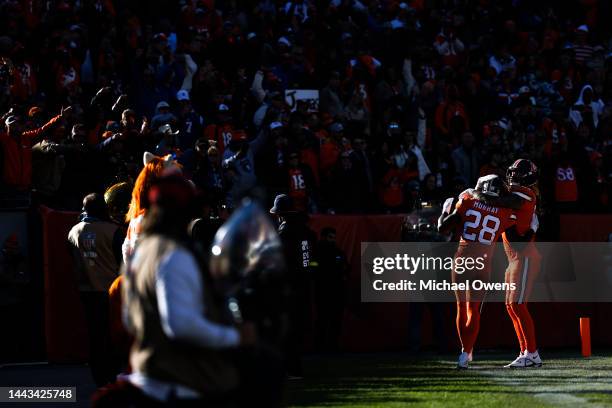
left=438, top=197, right=461, bottom=234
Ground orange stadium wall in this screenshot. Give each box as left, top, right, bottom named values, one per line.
left=40, top=207, right=612, bottom=362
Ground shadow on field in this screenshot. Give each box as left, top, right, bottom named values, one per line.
left=286, top=352, right=612, bottom=407
left=286, top=353, right=502, bottom=406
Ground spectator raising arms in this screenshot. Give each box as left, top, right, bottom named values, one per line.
left=0, top=107, right=70, bottom=192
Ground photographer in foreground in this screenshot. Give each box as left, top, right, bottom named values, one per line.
left=95, top=173, right=255, bottom=407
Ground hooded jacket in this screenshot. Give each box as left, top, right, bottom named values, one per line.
left=569, top=85, right=605, bottom=129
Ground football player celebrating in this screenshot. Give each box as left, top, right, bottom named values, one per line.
left=502, top=159, right=543, bottom=368
left=438, top=175, right=517, bottom=369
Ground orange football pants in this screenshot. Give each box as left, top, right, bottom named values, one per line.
left=505, top=250, right=541, bottom=353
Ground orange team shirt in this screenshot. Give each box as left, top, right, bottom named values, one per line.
left=204, top=124, right=234, bottom=156
left=0, top=114, right=61, bottom=189
left=382, top=182, right=403, bottom=208
left=300, top=148, right=320, bottom=186
left=506, top=185, right=537, bottom=236
left=455, top=190, right=516, bottom=260
left=434, top=101, right=469, bottom=136
left=288, top=167, right=308, bottom=212
left=502, top=185, right=538, bottom=258
left=554, top=166, right=578, bottom=202
left=319, top=139, right=340, bottom=174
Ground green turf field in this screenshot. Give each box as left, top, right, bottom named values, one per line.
left=287, top=352, right=612, bottom=407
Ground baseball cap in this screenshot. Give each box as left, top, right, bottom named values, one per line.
left=218, top=103, right=230, bottom=112
left=269, top=121, right=283, bottom=130
left=158, top=124, right=179, bottom=135
left=156, top=101, right=170, bottom=110
left=390, top=19, right=406, bottom=30
left=277, top=37, right=291, bottom=47
left=176, top=89, right=190, bottom=101
left=329, top=122, right=344, bottom=133
left=153, top=33, right=168, bottom=42
left=495, top=118, right=510, bottom=130
left=247, top=32, right=257, bottom=40
left=270, top=194, right=295, bottom=215
left=576, top=25, right=589, bottom=33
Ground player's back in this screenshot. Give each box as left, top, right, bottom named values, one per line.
left=455, top=190, right=515, bottom=257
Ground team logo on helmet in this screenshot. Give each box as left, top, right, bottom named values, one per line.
left=476, top=174, right=504, bottom=197
left=507, top=159, right=538, bottom=186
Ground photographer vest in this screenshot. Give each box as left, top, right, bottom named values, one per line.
left=124, top=235, right=239, bottom=395
left=68, top=219, right=120, bottom=292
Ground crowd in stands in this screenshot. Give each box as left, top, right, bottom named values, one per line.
left=0, top=0, right=610, bottom=215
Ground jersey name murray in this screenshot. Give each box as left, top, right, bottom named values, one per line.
left=471, top=200, right=499, bottom=214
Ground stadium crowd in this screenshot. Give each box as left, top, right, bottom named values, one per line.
left=0, top=0, right=610, bottom=215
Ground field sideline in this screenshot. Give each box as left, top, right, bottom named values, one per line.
left=287, top=352, right=612, bottom=407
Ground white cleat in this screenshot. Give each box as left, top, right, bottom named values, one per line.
left=504, top=351, right=542, bottom=368
left=457, top=351, right=472, bottom=370
left=525, top=351, right=543, bottom=367
left=504, top=351, right=526, bottom=368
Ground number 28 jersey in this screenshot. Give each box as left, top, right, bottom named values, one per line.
left=455, top=190, right=516, bottom=257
